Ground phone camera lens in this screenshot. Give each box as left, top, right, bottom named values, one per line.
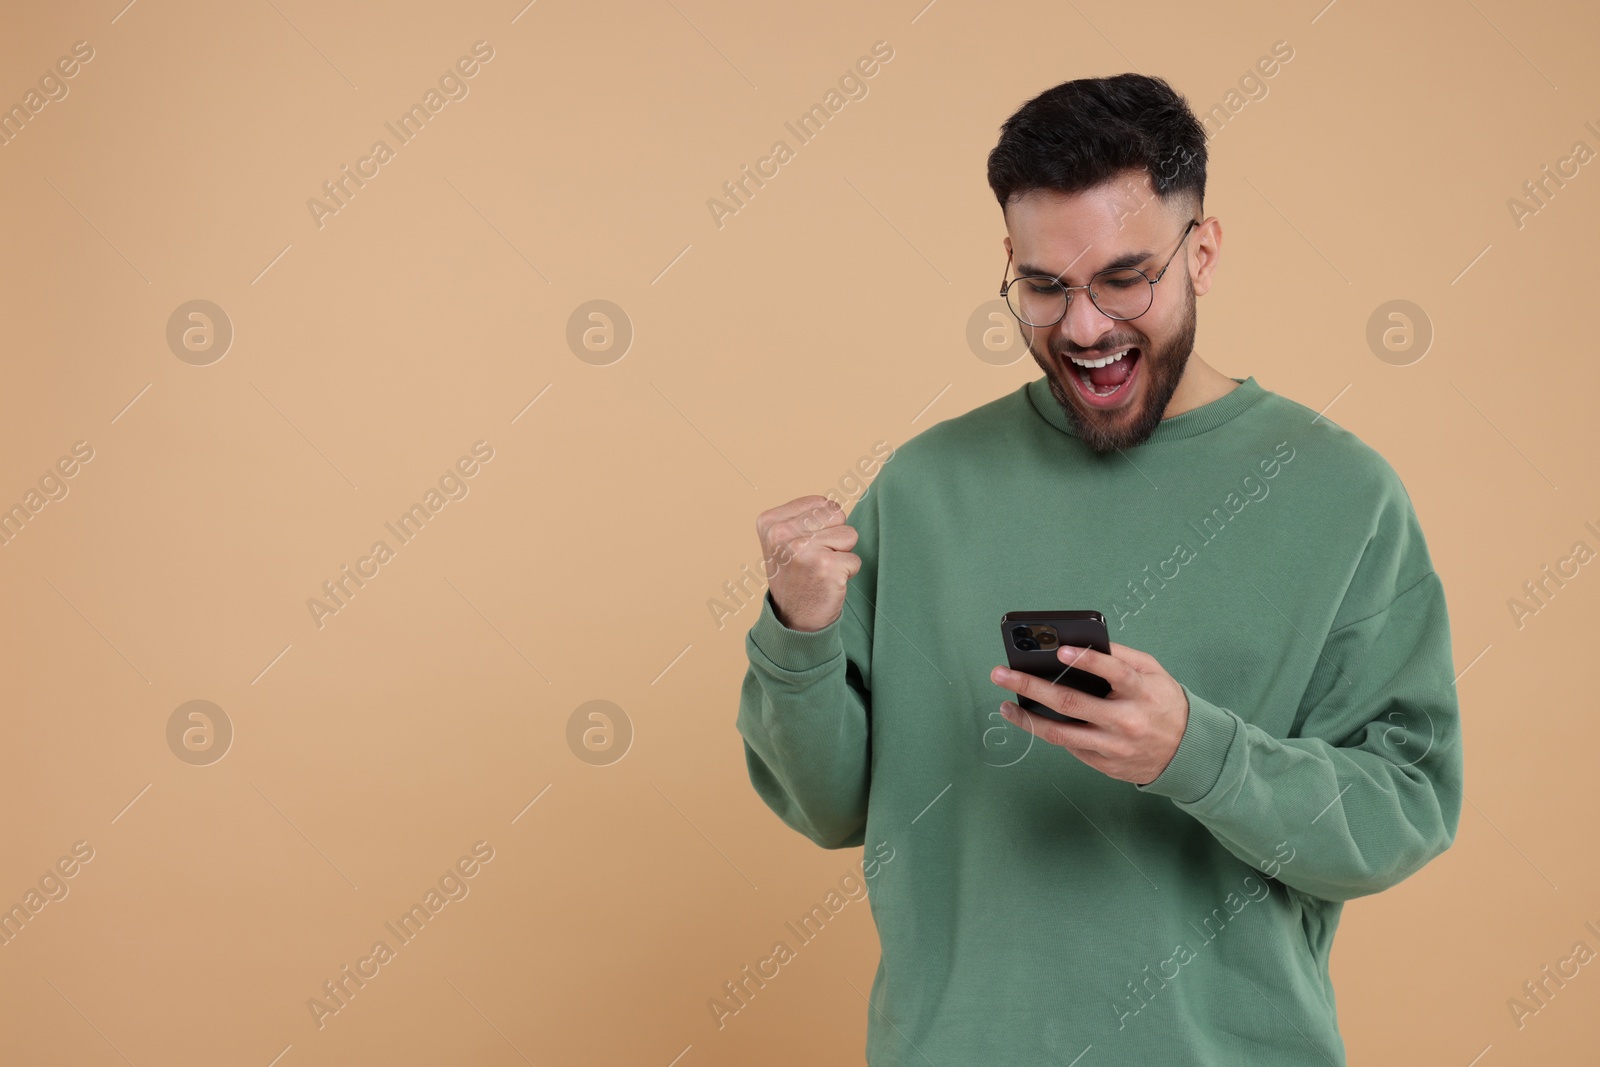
left=1011, top=626, right=1039, bottom=652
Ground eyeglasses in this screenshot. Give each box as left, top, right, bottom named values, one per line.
left=1000, top=218, right=1199, bottom=327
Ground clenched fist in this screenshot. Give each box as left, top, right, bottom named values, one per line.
left=755, top=495, right=862, bottom=633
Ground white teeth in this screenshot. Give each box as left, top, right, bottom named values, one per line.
left=1069, top=347, right=1132, bottom=369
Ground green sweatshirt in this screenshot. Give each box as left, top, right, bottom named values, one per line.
left=736, top=374, right=1464, bottom=1066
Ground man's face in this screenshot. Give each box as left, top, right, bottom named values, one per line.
left=1004, top=173, right=1204, bottom=454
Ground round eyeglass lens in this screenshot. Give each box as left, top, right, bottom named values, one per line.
left=1006, top=268, right=1154, bottom=324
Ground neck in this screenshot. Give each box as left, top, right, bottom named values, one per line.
left=1163, top=355, right=1237, bottom=419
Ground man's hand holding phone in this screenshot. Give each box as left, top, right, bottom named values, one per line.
left=990, top=642, right=1192, bottom=787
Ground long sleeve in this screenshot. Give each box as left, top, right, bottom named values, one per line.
left=735, top=487, right=880, bottom=850
left=1136, top=480, right=1465, bottom=904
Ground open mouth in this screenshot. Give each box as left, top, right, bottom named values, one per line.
left=1065, top=346, right=1141, bottom=408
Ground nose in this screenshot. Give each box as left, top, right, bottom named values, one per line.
left=1056, top=284, right=1117, bottom=351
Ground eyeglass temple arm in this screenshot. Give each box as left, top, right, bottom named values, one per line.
left=1149, top=218, right=1200, bottom=283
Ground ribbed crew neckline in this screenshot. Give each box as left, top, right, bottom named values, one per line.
left=1025, top=374, right=1266, bottom=445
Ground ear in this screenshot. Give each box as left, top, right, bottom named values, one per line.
left=1189, top=217, right=1222, bottom=298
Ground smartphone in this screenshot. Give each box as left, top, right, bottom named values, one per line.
left=999, top=610, right=1112, bottom=724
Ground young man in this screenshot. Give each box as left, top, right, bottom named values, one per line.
left=736, top=73, right=1462, bottom=1065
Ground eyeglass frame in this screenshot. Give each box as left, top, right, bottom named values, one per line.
left=999, top=217, right=1200, bottom=327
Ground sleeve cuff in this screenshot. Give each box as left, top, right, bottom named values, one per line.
left=1135, top=684, right=1239, bottom=804
left=747, top=590, right=845, bottom=674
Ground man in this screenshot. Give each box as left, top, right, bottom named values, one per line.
left=735, top=73, right=1462, bottom=1065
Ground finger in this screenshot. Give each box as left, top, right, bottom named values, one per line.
left=785, top=524, right=858, bottom=555
left=762, top=495, right=837, bottom=522
left=992, top=666, right=1112, bottom=725
left=1106, top=640, right=1162, bottom=672
left=769, top=505, right=848, bottom=545
left=757, top=496, right=842, bottom=541
left=763, top=523, right=852, bottom=578
left=1000, top=700, right=1098, bottom=751
left=1054, top=644, right=1138, bottom=692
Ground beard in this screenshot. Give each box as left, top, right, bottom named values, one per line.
left=1031, top=276, right=1197, bottom=454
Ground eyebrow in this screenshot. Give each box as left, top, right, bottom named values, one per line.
left=1017, top=246, right=1155, bottom=280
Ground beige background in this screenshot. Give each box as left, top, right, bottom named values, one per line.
left=1, top=0, right=1596, bottom=1063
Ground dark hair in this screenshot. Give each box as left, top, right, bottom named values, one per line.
left=986, top=73, right=1207, bottom=217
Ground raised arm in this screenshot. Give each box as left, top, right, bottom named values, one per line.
left=735, top=489, right=880, bottom=850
